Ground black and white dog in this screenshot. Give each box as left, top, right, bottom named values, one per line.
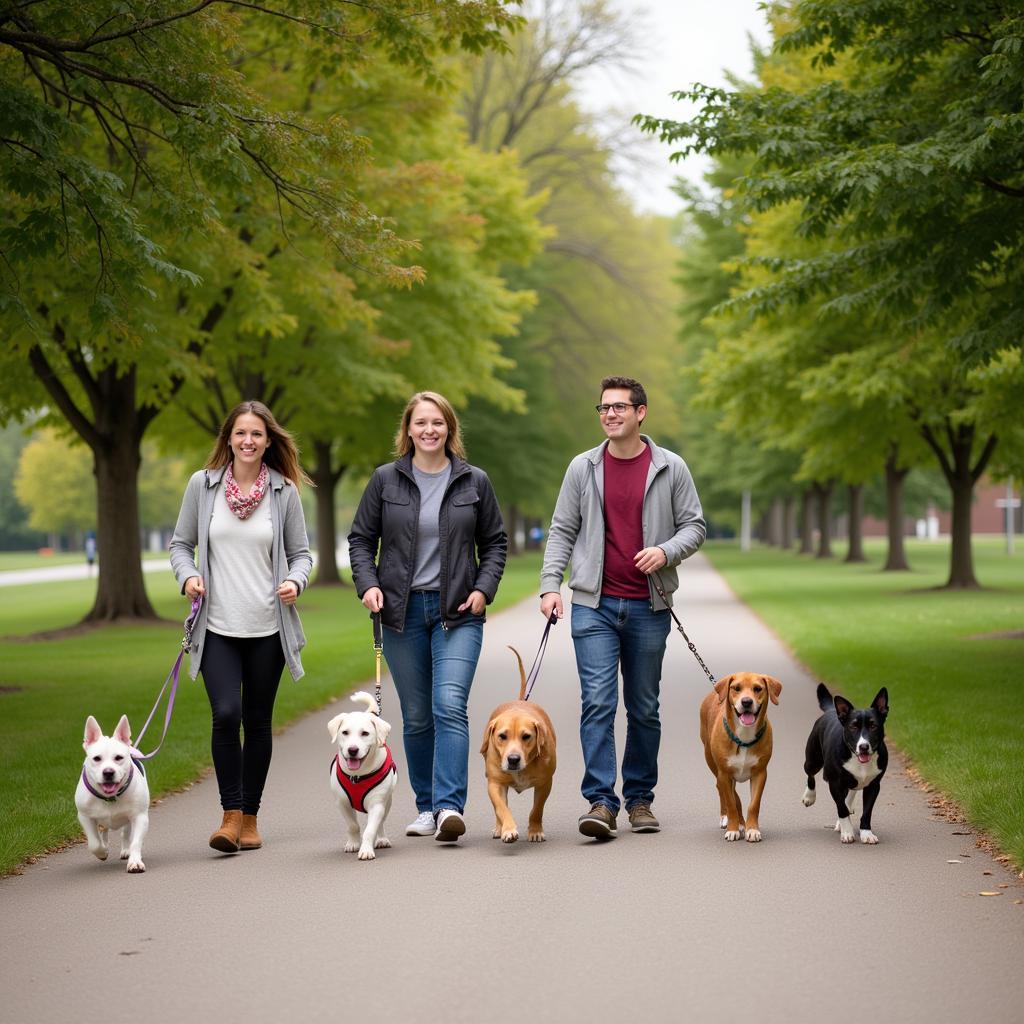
left=801, top=683, right=889, bottom=844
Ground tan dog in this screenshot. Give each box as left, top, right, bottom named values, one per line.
left=480, top=649, right=557, bottom=843
left=699, top=672, right=782, bottom=843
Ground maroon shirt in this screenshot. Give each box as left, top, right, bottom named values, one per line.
left=602, top=444, right=652, bottom=599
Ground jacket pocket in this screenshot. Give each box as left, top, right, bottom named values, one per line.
left=382, top=485, right=410, bottom=505
left=451, top=489, right=479, bottom=506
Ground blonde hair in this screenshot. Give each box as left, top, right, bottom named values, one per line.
left=205, top=400, right=313, bottom=490
left=394, top=391, right=466, bottom=461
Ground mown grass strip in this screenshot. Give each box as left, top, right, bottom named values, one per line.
left=702, top=537, right=1024, bottom=869
left=0, top=553, right=543, bottom=875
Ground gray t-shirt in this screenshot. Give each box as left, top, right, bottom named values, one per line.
left=207, top=482, right=277, bottom=637
left=410, top=462, right=452, bottom=591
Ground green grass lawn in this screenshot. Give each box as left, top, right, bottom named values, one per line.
left=0, top=553, right=543, bottom=875
left=0, top=550, right=167, bottom=572
left=703, top=536, right=1024, bottom=868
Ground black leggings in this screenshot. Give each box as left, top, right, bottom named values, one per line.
left=200, top=630, right=285, bottom=815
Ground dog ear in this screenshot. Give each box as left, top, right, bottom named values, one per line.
left=326, top=714, right=345, bottom=744
left=872, top=687, right=889, bottom=718
left=480, top=720, right=496, bottom=756
left=114, top=715, right=132, bottom=745
left=532, top=718, right=547, bottom=753
left=833, top=695, right=854, bottom=723
left=373, top=715, right=392, bottom=745
left=763, top=676, right=783, bottom=705
left=714, top=676, right=732, bottom=704
left=83, top=716, right=103, bottom=749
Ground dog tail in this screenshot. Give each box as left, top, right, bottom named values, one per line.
left=816, top=682, right=833, bottom=712
left=507, top=646, right=527, bottom=700
left=350, top=691, right=378, bottom=715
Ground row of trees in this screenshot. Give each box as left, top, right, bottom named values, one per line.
left=1, top=1, right=682, bottom=620
left=640, top=0, right=1024, bottom=587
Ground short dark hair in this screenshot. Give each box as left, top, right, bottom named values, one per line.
left=600, top=376, right=647, bottom=408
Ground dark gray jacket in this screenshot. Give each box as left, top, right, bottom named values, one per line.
left=169, top=466, right=312, bottom=680
left=347, top=453, right=507, bottom=632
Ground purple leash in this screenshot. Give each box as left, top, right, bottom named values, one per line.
left=133, top=597, right=202, bottom=761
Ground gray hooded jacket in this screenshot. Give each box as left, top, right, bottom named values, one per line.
left=540, top=435, right=705, bottom=609
left=169, top=466, right=313, bottom=680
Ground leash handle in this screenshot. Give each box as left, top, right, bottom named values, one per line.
left=134, top=597, right=202, bottom=760
left=371, top=611, right=383, bottom=714
left=523, top=611, right=559, bottom=702
left=650, top=571, right=717, bottom=689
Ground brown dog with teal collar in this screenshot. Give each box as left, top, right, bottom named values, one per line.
left=699, top=672, right=782, bottom=842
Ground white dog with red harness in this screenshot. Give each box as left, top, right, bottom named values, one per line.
left=327, top=691, right=397, bottom=861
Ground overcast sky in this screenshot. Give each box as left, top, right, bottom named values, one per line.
left=575, top=0, right=773, bottom=215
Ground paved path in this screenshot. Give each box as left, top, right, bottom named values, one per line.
left=1, top=554, right=1021, bottom=1023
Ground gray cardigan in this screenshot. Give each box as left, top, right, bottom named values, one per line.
left=540, top=436, right=706, bottom=609
left=169, top=466, right=313, bottom=681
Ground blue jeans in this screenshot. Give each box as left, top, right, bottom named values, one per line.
left=571, top=596, right=671, bottom=814
left=382, top=590, right=483, bottom=814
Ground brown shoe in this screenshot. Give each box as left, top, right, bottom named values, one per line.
left=239, top=814, right=262, bottom=850
left=578, top=803, right=617, bottom=840
left=627, top=803, right=660, bottom=833
left=209, top=810, right=242, bottom=853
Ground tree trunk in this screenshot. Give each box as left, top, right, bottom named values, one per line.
left=919, top=420, right=996, bottom=589
left=309, top=439, right=346, bottom=586
left=84, top=367, right=157, bottom=622
left=781, top=496, right=795, bottom=550
left=799, top=488, right=815, bottom=554
left=813, top=480, right=834, bottom=558
left=766, top=498, right=784, bottom=546
left=883, top=450, right=910, bottom=571
left=844, top=483, right=866, bottom=563
left=505, top=504, right=521, bottom=556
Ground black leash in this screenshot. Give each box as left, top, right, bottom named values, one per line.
left=523, top=611, right=559, bottom=702
left=371, top=611, right=383, bottom=713
left=650, top=570, right=717, bottom=689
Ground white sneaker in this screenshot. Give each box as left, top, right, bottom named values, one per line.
left=434, top=809, right=466, bottom=843
left=406, top=811, right=436, bottom=837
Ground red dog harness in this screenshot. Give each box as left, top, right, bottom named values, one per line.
left=332, top=747, right=397, bottom=813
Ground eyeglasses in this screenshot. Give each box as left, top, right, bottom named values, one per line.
left=595, top=402, right=637, bottom=416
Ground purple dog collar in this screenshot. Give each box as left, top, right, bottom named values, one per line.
left=81, top=758, right=144, bottom=803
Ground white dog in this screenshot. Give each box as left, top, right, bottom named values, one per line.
left=327, top=692, right=397, bottom=861
left=75, top=715, right=150, bottom=873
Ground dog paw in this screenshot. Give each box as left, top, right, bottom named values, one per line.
left=374, top=836, right=391, bottom=849
left=801, top=788, right=816, bottom=807
left=492, top=827, right=502, bottom=839
left=357, top=847, right=376, bottom=861
left=528, top=831, right=546, bottom=843
left=91, top=847, right=108, bottom=861
left=724, top=829, right=743, bottom=842
left=344, top=840, right=359, bottom=853
left=860, top=830, right=879, bottom=844
left=501, top=829, right=519, bottom=844
left=838, top=818, right=856, bottom=843
left=120, top=849, right=129, bottom=860
left=745, top=828, right=762, bottom=842
left=126, top=859, right=145, bottom=873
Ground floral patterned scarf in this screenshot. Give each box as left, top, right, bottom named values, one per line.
left=224, top=462, right=269, bottom=520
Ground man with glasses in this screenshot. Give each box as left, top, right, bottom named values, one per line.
left=540, top=376, right=705, bottom=839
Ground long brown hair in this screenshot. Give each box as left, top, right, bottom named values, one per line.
left=205, top=401, right=313, bottom=489
left=393, top=391, right=466, bottom=461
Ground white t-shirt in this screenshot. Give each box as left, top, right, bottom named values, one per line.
left=207, top=482, right=277, bottom=637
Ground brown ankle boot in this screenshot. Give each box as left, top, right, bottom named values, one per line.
left=209, top=810, right=242, bottom=853
left=239, top=814, right=262, bottom=850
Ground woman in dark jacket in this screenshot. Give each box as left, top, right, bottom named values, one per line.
left=348, top=391, right=507, bottom=842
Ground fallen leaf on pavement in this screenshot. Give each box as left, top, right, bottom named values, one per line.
left=979, top=891, right=1001, bottom=897
left=947, top=859, right=962, bottom=864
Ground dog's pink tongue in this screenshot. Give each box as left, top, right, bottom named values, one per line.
left=100, top=781, right=120, bottom=794
left=345, top=757, right=362, bottom=772
left=858, top=752, right=871, bottom=764
left=740, top=712, right=757, bottom=726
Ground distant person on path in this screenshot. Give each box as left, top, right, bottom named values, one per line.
left=540, top=376, right=706, bottom=839
left=170, top=400, right=312, bottom=855
left=348, top=391, right=507, bottom=843
left=84, top=532, right=97, bottom=576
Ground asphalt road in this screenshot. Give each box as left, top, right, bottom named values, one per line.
left=2, top=553, right=1021, bottom=1023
